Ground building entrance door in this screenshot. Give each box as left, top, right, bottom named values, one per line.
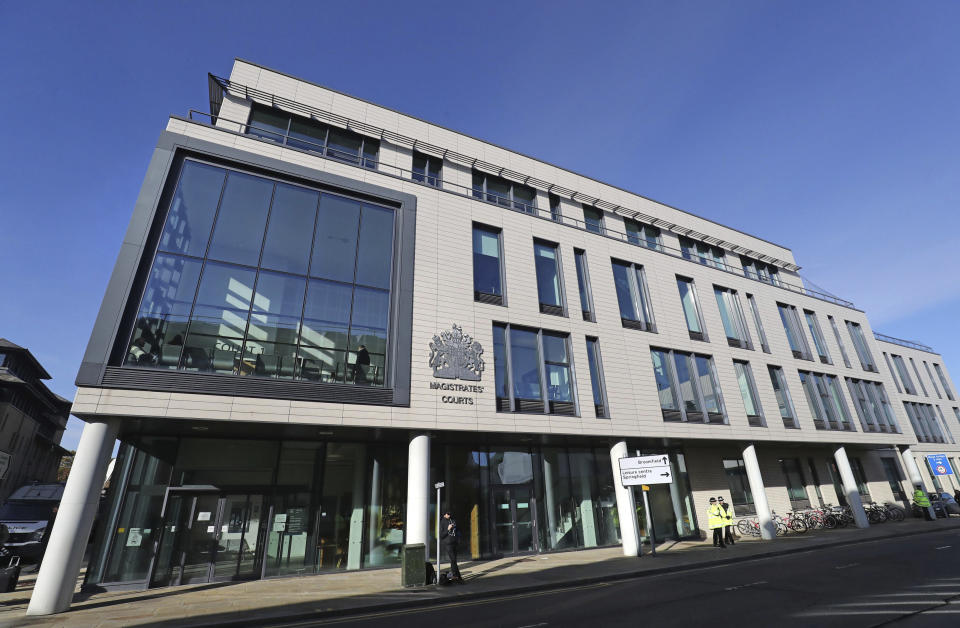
left=491, top=486, right=537, bottom=555
left=151, top=490, right=266, bottom=586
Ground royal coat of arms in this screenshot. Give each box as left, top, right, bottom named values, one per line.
left=429, top=324, right=484, bottom=381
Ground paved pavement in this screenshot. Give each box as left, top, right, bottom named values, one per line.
left=2, top=517, right=957, bottom=627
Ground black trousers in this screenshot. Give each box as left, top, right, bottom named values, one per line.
left=724, top=524, right=735, bottom=544
left=712, top=528, right=726, bottom=547
left=923, top=507, right=935, bottom=521
left=445, top=544, right=461, bottom=578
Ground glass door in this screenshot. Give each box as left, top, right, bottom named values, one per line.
left=491, top=487, right=537, bottom=555
left=180, top=493, right=222, bottom=584
left=212, top=494, right=265, bottom=581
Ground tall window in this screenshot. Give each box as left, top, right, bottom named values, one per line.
left=891, top=354, right=916, bottom=395
left=924, top=361, right=943, bottom=398
left=680, top=236, right=725, bottom=269
left=127, top=160, right=393, bottom=386
left=534, top=240, right=565, bottom=316
left=903, top=401, right=943, bottom=443
left=473, top=224, right=504, bottom=305
left=845, top=321, right=877, bottom=372
left=412, top=151, right=442, bottom=187
left=650, top=348, right=725, bottom=424
left=715, top=287, right=753, bottom=349
left=734, top=361, right=764, bottom=427
left=883, top=353, right=902, bottom=393
left=574, top=249, right=594, bottom=322
left=827, top=315, right=851, bottom=368
left=845, top=377, right=899, bottom=433
left=612, top=260, right=655, bottom=332
left=549, top=193, right=562, bottom=222
left=746, top=294, right=770, bottom=353
left=740, top=256, right=780, bottom=285
left=934, top=363, right=955, bottom=400
left=909, top=358, right=928, bottom=396
left=723, top=459, right=755, bottom=515
left=583, top=206, right=604, bottom=234
left=472, top=171, right=537, bottom=213
left=851, top=458, right=871, bottom=499
left=799, top=371, right=854, bottom=431
left=780, top=458, right=810, bottom=508
left=586, top=337, right=608, bottom=418
left=768, top=365, right=798, bottom=428
left=624, top=219, right=661, bottom=251
left=247, top=104, right=379, bottom=168
left=492, top=324, right=576, bottom=416
left=778, top=303, right=812, bottom=360
left=936, top=406, right=955, bottom=444
left=803, top=310, right=831, bottom=364
left=880, top=457, right=907, bottom=503
left=676, top=277, right=706, bottom=341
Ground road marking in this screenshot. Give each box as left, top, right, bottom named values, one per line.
left=516, top=624, right=549, bottom=628
left=724, top=580, right=767, bottom=591
left=936, top=545, right=952, bottom=549
left=834, top=562, right=860, bottom=570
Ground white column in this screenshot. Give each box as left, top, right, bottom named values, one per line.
left=742, top=444, right=776, bottom=540
left=610, top=441, right=640, bottom=556
left=542, top=454, right=558, bottom=549
left=833, top=447, right=869, bottom=528
left=901, top=447, right=936, bottom=519
left=27, top=418, right=118, bottom=616
left=405, top=434, right=430, bottom=547
left=577, top=455, right=598, bottom=548
left=347, top=446, right=367, bottom=569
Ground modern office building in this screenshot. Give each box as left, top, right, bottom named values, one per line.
left=0, top=338, right=71, bottom=503
left=27, top=59, right=960, bottom=614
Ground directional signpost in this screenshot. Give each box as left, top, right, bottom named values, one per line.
left=926, top=454, right=954, bottom=477
left=619, top=454, right=673, bottom=557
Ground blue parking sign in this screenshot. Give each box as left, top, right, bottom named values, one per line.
left=926, top=454, right=954, bottom=476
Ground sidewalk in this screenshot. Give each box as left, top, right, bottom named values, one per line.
left=3, top=517, right=957, bottom=628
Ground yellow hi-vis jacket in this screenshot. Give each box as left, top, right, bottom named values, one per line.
left=914, top=489, right=931, bottom=507
left=721, top=502, right=735, bottom=524
left=707, top=504, right=726, bottom=529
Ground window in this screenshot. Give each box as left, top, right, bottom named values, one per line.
left=827, top=316, right=851, bottom=368
left=549, top=193, right=562, bottom=222
left=880, top=457, right=907, bottom=503
left=845, top=378, right=900, bottom=433
left=723, top=459, right=755, bottom=515
left=534, top=241, right=565, bottom=316
left=936, top=406, right=955, bottom=444
left=680, top=236, right=725, bottom=269
left=740, top=255, right=780, bottom=285
left=624, top=219, right=661, bottom=251
left=492, top=324, right=576, bottom=416
left=780, top=458, right=810, bottom=508
left=472, top=225, right=504, bottom=305
left=612, top=260, right=655, bottom=332
left=924, top=361, right=943, bottom=399
left=412, top=152, right=441, bottom=187
left=845, top=321, right=877, bottom=372
left=851, top=458, right=871, bottom=499
left=586, top=338, right=608, bottom=418
left=650, top=348, right=725, bottom=424
left=583, top=206, right=604, bottom=234
left=934, top=363, right=955, bottom=400
left=676, top=277, right=707, bottom=341
left=768, top=366, right=798, bottom=428
left=903, top=402, right=943, bottom=443
left=472, top=171, right=537, bottom=213
left=909, top=358, right=928, bottom=396
left=803, top=310, right=831, bottom=364
left=891, top=354, right=916, bottom=395
left=883, top=353, right=902, bottom=393
left=574, top=249, right=594, bottom=321
left=247, top=104, right=378, bottom=168
left=798, top=371, right=854, bottom=431
left=746, top=294, right=770, bottom=353
left=715, top=287, right=753, bottom=349
left=807, top=459, right=825, bottom=507
left=127, top=160, right=393, bottom=386
left=778, top=303, right=812, bottom=360
left=734, top=361, right=764, bottom=427
left=954, top=407, right=960, bottom=431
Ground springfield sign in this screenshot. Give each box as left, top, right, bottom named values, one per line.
left=619, top=454, right=673, bottom=486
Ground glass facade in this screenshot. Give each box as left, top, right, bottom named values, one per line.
left=125, top=160, right=394, bottom=386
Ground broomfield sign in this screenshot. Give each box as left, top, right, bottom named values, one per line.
left=429, top=324, right=485, bottom=404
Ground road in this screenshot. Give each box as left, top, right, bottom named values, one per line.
left=272, top=528, right=960, bottom=628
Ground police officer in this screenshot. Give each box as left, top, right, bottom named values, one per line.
left=718, top=496, right=735, bottom=545
left=914, top=485, right=934, bottom=521
left=707, top=497, right=726, bottom=548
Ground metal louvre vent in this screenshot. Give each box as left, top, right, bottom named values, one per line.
left=495, top=397, right=511, bottom=412
left=707, top=412, right=726, bottom=425
left=594, top=403, right=606, bottom=418
left=582, top=310, right=593, bottom=322
left=514, top=398, right=545, bottom=414
left=101, top=367, right=394, bottom=405
left=539, top=303, right=565, bottom=316
left=548, top=401, right=576, bottom=416
left=747, top=415, right=764, bottom=427
left=662, top=409, right=683, bottom=422
left=475, top=291, right=504, bottom=306
left=621, top=318, right=654, bottom=332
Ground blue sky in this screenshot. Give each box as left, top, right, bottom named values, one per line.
left=2, top=2, right=958, bottom=450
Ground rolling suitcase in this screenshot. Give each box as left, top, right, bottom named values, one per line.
left=0, top=556, right=21, bottom=593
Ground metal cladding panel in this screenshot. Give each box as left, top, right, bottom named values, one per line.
left=100, top=367, right=394, bottom=405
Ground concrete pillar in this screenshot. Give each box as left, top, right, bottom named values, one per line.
left=901, top=447, right=936, bottom=519
left=347, top=445, right=367, bottom=570
left=833, top=447, right=870, bottom=528
left=577, top=455, right=598, bottom=548
left=609, top=441, right=640, bottom=556
left=542, top=453, right=558, bottom=549
left=27, top=418, right=119, bottom=615
left=668, top=458, right=686, bottom=537
left=742, top=444, right=776, bottom=540
left=405, top=434, right=430, bottom=548
left=367, top=455, right=381, bottom=556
